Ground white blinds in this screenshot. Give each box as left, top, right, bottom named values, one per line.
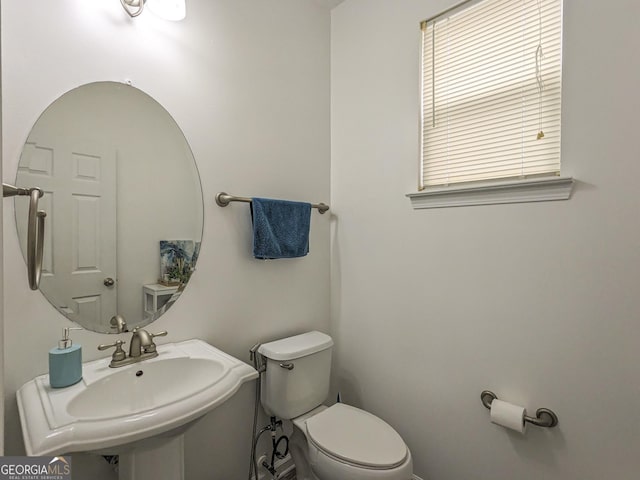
left=420, top=0, right=562, bottom=188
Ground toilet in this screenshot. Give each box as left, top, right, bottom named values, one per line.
left=258, top=331, right=413, bottom=480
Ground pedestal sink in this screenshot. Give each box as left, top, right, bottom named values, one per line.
left=17, top=339, right=258, bottom=480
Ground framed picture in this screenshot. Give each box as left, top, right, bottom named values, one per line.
left=159, top=240, right=200, bottom=285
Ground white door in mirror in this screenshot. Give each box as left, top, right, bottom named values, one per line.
left=17, top=137, right=117, bottom=324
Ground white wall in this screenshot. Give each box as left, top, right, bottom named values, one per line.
left=2, top=1, right=330, bottom=478
left=0, top=2, right=4, bottom=453
left=331, top=1, right=640, bottom=479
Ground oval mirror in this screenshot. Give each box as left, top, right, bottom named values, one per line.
left=14, top=82, right=203, bottom=333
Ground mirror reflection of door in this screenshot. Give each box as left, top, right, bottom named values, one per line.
left=14, top=82, right=204, bottom=333
left=16, top=135, right=117, bottom=325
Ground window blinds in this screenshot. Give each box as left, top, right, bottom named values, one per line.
left=420, top=0, right=562, bottom=188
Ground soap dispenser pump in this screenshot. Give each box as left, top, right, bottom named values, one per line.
left=49, top=327, right=83, bottom=388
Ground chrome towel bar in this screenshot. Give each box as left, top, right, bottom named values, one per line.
left=215, top=192, right=329, bottom=214
left=481, top=390, right=559, bottom=428
left=3, top=183, right=46, bottom=290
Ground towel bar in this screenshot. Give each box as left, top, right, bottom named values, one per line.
left=215, top=192, right=329, bottom=214
left=481, top=390, right=558, bottom=428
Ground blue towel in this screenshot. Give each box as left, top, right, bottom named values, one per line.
left=251, top=198, right=312, bottom=259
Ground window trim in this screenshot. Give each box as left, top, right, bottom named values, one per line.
left=406, top=176, right=574, bottom=209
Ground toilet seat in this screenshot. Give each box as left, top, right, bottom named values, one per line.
left=305, top=403, right=408, bottom=469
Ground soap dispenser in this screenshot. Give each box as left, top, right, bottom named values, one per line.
left=49, top=327, right=83, bottom=388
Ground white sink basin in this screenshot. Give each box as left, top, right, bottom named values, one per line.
left=17, top=339, right=258, bottom=456
left=67, top=357, right=226, bottom=420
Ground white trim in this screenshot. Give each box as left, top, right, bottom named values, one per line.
left=251, top=454, right=293, bottom=480
left=278, top=462, right=296, bottom=479
left=251, top=455, right=424, bottom=480
left=251, top=454, right=423, bottom=480
left=407, top=176, right=574, bottom=209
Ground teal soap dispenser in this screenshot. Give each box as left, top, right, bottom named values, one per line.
left=49, top=327, right=83, bottom=388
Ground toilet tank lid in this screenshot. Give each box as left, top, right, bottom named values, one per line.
left=258, top=331, right=333, bottom=361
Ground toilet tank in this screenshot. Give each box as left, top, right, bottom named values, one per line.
left=258, top=331, right=333, bottom=420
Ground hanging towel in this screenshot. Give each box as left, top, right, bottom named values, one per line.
left=251, top=198, right=312, bottom=259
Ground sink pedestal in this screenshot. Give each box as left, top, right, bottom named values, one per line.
left=119, top=434, right=185, bottom=480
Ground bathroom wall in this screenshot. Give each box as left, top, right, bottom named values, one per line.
left=331, top=1, right=640, bottom=479
left=2, top=0, right=330, bottom=478
left=0, top=4, right=4, bottom=453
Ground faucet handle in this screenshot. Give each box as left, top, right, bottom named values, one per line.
left=98, top=340, right=127, bottom=362
left=143, top=331, right=168, bottom=354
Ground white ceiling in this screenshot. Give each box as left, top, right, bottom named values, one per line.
left=316, top=0, right=345, bottom=9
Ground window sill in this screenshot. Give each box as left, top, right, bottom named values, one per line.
left=406, top=177, right=574, bottom=209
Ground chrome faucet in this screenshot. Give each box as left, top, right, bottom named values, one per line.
left=110, top=314, right=128, bottom=333
left=129, top=327, right=167, bottom=358
left=98, top=327, right=168, bottom=368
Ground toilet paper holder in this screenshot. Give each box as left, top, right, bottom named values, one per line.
left=481, top=390, right=559, bottom=428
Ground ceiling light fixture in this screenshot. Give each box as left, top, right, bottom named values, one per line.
left=120, top=0, right=145, bottom=17
left=120, top=0, right=186, bottom=21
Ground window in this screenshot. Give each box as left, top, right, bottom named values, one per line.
left=419, top=0, right=563, bottom=190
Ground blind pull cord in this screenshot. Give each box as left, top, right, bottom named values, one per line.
left=535, top=0, right=545, bottom=140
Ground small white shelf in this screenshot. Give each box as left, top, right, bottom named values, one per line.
left=143, top=283, right=179, bottom=317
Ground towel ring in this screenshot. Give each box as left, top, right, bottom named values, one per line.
left=3, top=183, right=46, bottom=290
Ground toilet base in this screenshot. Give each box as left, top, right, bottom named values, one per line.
left=289, top=424, right=319, bottom=480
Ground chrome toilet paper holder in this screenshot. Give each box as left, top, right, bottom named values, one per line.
left=481, top=390, right=559, bottom=428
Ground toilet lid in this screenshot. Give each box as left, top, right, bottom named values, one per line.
left=305, top=403, right=407, bottom=469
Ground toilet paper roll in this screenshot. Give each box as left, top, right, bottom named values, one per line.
left=490, top=399, right=527, bottom=433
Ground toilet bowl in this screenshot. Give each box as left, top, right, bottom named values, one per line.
left=257, top=331, right=413, bottom=480
left=290, top=404, right=413, bottom=480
